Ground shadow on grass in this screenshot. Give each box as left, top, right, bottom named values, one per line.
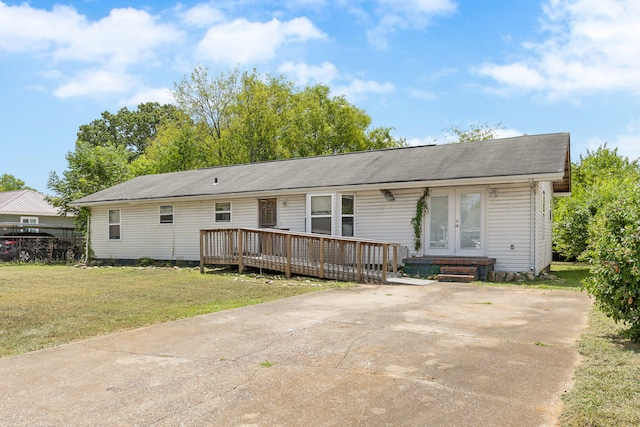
left=605, top=331, right=640, bottom=354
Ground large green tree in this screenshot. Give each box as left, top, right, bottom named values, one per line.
left=77, top=102, right=183, bottom=161
left=170, top=65, right=401, bottom=167
left=553, top=144, right=640, bottom=261
left=48, top=102, right=183, bottom=219
left=0, top=174, right=35, bottom=192
left=47, top=141, right=132, bottom=231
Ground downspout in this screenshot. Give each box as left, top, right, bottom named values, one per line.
left=530, top=179, right=536, bottom=274
left=85, top=216, right=90, bottom=264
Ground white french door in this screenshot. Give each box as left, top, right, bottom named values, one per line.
left=425, top=189, right=485, bottom=257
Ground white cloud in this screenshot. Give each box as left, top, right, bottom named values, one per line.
left=54, top=69, right=134, bottom=98
left=196, top=17, right=326, bottom=64
left=180, top=3, right=225, bottom=27
left=477, top=0, right=640, bottom=97
left=0, top=2, right=183, bottom=100
left=333, top=78, right=395, bottom=100
left=278, top=61, right=338, bottom=85
left=278, top=61, right=396, bottom=103
left=0, top=3, right=83, bottom=51
left=367, top=0, right=457, bottom=49
left=53, top=8, right=181, bottom=67
left=0, top=3, right=181, bottom=67
left=122, top=87, right=175, bottom=107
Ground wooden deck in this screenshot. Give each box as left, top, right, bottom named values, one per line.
left=200, top=228, right=401, bottom=283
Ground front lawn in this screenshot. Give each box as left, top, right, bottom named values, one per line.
left=0, top=264, right=343, bottom=358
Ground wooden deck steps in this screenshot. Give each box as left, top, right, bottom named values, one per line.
left=403, top=257, right=495, bottom=281
left=436, top=266, right=478, bottom=283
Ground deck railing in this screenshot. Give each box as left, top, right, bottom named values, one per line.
left=200, top=227, right=400, bottom=283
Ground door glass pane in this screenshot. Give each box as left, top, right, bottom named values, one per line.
left=430, top=195, right=449, bottom=249
left=460, top=193, right=481, bottom=250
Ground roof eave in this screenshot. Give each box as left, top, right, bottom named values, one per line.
left=71, top=172, right=566, bottom=207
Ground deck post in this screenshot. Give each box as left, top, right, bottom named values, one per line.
left=237, top=229, right=244, bottom=274
left=356, top=241, right=363, bottom=282
left=392, top=244, right=398, bottom=273
left=285, top=234, right=292, bottom=278
left=319, top=237, right=325, bottom=279
left=199, top=230, right=205, bottom=274
left=382, top=244, right=389, bottom=283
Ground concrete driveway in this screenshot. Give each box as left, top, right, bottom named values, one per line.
left=0, top=282, right=591, bottom=426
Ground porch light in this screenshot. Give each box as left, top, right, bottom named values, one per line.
left=489, top=189, right=498, bottom=198
left=380, top=189, right=395, bottom=201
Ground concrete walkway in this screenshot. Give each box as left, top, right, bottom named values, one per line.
left=0, top=283, right=591, bottom=426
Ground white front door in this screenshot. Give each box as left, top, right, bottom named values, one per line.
left=425, top=189, right=485, bottom=257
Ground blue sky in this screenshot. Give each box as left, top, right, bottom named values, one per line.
left=1, top=0, right=639, bottom=193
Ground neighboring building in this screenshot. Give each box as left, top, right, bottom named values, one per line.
left=0, top=190, right=75, bottom=238
left=71, top=133, right=571, bottom=275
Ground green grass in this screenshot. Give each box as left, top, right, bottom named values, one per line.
left=0, top=264, right=346, bottom=358
left=560, top=309, right=640, bottom=426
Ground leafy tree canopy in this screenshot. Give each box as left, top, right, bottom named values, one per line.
left=77, top=102, right=183, bottom=161
left=168, top=65, right=402, bottom=166
left=0, top=174, right=36, bottom=192
left=47, top=141, right=132, bottom=232
left=553, top=144, right=640, bottom=261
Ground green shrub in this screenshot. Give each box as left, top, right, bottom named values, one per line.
left=584, top=186, right=640, bottom=341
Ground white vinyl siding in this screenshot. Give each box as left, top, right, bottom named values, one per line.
left=277, top=195, right=306, bottom=232
left=355, top=188, right=422, bottom=257
left=536, top=181, right=554, bottom=274
left=486, top=183, right=532, bottom=272
left=90, top=198, right=258, bottom=261
left=87, top=182, right=555, bottom=273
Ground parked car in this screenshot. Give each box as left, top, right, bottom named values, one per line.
left=0, top=232, right=77, bottom=262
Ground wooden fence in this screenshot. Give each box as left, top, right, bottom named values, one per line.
left=200, top=228, right=400, bottom=283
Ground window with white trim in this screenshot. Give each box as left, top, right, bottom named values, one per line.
left=310, top=195, right=332, bottom=235
left=340, top=195, right=354, bottom=237
left=160, top=205, right=174, bottom=224
left=108, top=209, right=121, bottom=240
left=21, top=216, right=38, bottom=233
left=215, top=202, right=231, bottom=223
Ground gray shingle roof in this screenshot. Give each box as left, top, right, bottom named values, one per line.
left=72, top=132, right=570, bottom=205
